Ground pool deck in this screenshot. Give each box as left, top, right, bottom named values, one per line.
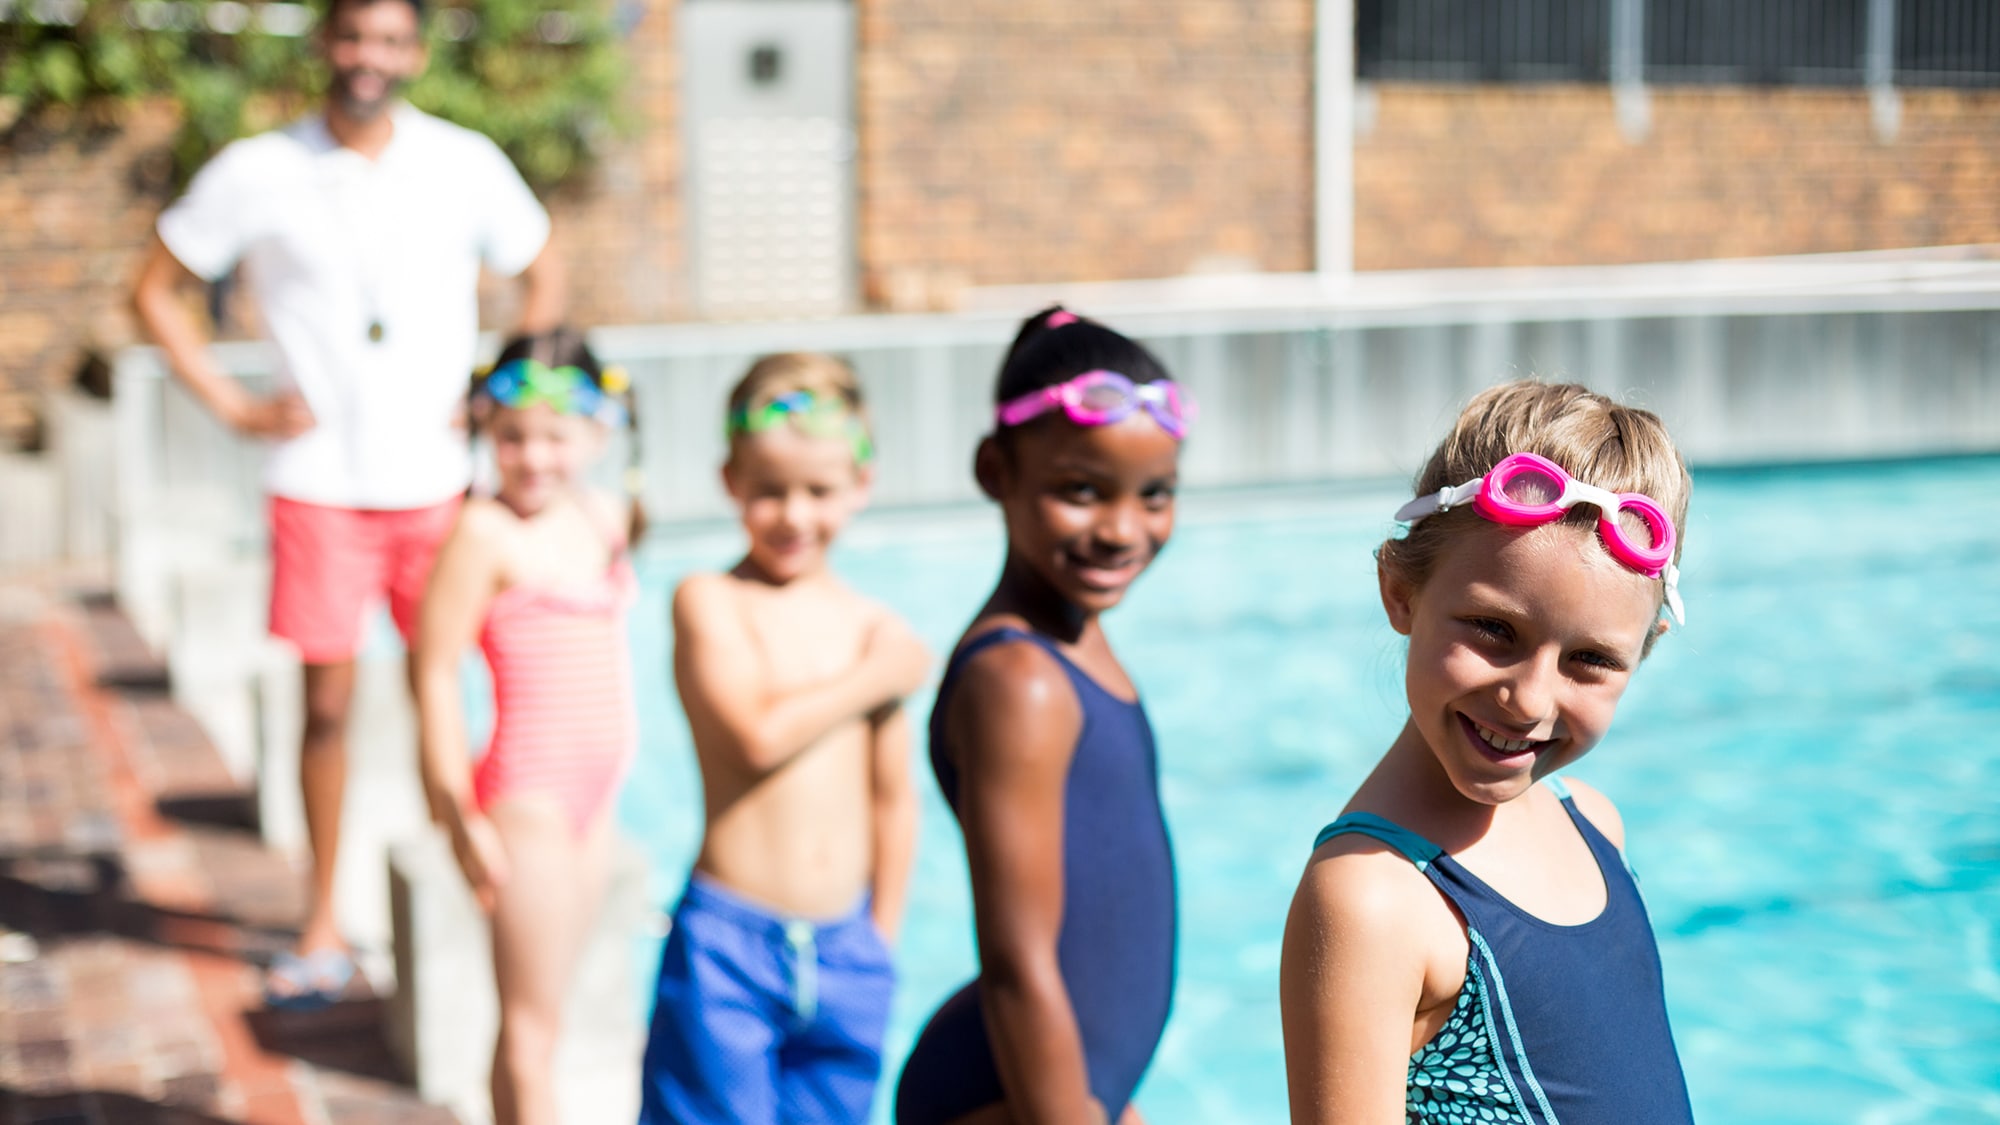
left=0, top=577, right=454, bottom=1125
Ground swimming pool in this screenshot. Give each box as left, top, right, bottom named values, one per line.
left=615, top=454, right=2000, bottom=1124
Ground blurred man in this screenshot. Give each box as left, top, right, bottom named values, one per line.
left=132, top=0, right=565, bottom=1009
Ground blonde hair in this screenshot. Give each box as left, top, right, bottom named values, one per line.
left=1381, top=381, right=1691, bottom=650
left=724, top=352, right=872, bottom=460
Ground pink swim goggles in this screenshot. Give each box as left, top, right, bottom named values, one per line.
left=995, top=370, right=1195, bottom=440
left=1394, top=452, right=1685, bottom=625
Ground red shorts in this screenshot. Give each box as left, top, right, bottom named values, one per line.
left=268, top=495, right=462, bottom=665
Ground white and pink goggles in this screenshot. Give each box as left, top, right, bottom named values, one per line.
left=1394, top=452, right=1685, bottom=625
left=995, top=370, right=1195, bottom=440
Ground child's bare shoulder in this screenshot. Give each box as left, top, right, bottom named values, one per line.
left=454, top=496, right=518, bottom=546
left=671, top=572, right=749, bottom=634
left=1290, top=821, right=1464, bottom=1004
left=947, top=626, right=1076, bottom=726
left=674, top=570, right=747, bottom=605
left=576, top=487, right=627, bottom=544
left=1552, top=777, right=1626, bottom=849
left=1304, top=828, right=1433, bottom=895
left=1294, top=826, right=1449, bottom=944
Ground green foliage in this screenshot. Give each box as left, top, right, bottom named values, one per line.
left=1, top=2, right=178, bottom=113
left=0, top=0, right=628, bottom=190
left=414, top=0, right=629, bottom=187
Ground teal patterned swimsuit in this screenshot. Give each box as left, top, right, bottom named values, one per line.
left=1313, top=779, right=1695, bottom=1125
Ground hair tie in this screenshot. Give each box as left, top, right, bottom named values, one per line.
left=1046, top=310, right=1079, bottom=328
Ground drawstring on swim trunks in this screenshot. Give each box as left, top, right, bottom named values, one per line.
left=784, top=919, right=818, bottom=1022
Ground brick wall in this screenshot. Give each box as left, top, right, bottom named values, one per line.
left=855, top=0, right=1318, bottom=309
left=0, top=103, right=181, bottom=441
left=542, top=1, right=684, bottom=328
left=1356, top=84, right=2000, bottom=268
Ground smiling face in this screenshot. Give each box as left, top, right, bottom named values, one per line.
left=489, top=402, right=597, bottom=515
left=1381, top=519, right=1664, bottom=807
left=724, top=427, right=869, bottom=584
left=986, top=413, right=1182, bottom=614
left=321, top=0, right=426, bottom=123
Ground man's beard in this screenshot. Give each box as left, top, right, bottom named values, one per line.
left=330, top=68, right=406, bottom=122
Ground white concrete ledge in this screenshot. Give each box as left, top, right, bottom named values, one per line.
left=0, top=451, right=60, bottom=574
left=0, top=391, right=117, bottom=577
left=167, top=559, right=274, bottom=783
left=112, top=249, right=2000, bottom=554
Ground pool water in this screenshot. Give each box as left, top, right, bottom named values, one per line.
left=613, top=455, right=2000, bottom=1124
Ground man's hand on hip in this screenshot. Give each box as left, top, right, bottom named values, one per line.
left=226, top=389, right=317, bottom=440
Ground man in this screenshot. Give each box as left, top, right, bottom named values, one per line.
left=132, top=0, right=565, bottom=1009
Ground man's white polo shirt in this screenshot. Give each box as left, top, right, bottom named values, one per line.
left=157, top=103, right=550, bottom=511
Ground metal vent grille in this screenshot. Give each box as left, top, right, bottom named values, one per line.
left=694, top=116, right=849, bottom=319
left=684, top=0, right=855, bottom=321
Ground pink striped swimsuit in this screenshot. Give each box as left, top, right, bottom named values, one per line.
left=472, top=552, right=639, bottom=836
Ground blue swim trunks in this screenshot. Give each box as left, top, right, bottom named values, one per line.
left=640, top=873, right=896, bottom=1125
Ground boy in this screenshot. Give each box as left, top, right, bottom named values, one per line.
left=640, top=353, right=930, bottom=1125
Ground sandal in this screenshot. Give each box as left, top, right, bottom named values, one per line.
left=263, top=948, right=355, bottom=1012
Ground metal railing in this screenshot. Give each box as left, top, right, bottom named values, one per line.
left=1897, top=0, right=2000, bottom=85
left=1358, top=0, right=2000, bottom=87
left=1359, top=0, right=1609, bottom=82
left=1645, top=0, right=1865, bottom=86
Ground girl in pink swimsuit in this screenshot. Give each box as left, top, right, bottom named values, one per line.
left=413, top=328, right=642, bottom=1125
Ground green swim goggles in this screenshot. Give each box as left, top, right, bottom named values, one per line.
left=727, top=390, right=875, bottom=465
left=475, top=358, right=630, bottom=427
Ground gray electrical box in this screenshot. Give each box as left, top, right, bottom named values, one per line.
left=682, top=0, right=856, bottom=320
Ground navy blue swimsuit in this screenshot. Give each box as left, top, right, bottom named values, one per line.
left=1315, top=779, right=1695, bottom=1125
left=895, top=626, right=1178, bottom=1124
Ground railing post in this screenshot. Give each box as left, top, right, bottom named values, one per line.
left=111, top=348, right=170, bottom=646
left=1866, top=0, right=1901, bottom=141
left=1610, top=0, right=1649, bottom=140
left=1316, top=0, right=1356, bottom=278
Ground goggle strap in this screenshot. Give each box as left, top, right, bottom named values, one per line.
left=995, top=387, right=1056, bottom=428
left=1394, top=480, right=1482, bottom=523
left=1662, top=563, right=1686, bottom=627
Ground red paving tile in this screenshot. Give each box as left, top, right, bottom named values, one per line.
left=0, top=584, right=455, bottom=1125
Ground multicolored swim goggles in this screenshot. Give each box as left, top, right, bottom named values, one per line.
left=474, top=358, right=630, bottom=427
left=994, top=370, right=1196, bottom=440
left=1394, top=451, right=1685, bottom=625
left=727, top=389, right=875, bottom=465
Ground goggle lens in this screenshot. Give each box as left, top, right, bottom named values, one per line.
left=1495, top=463, right=1563, bottom=509
left=1606, top=498, right=1674, bottom=573
left=1611, top=502, right=1665, bottom=552
left=1075, top=376, right=1134, bottom=416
